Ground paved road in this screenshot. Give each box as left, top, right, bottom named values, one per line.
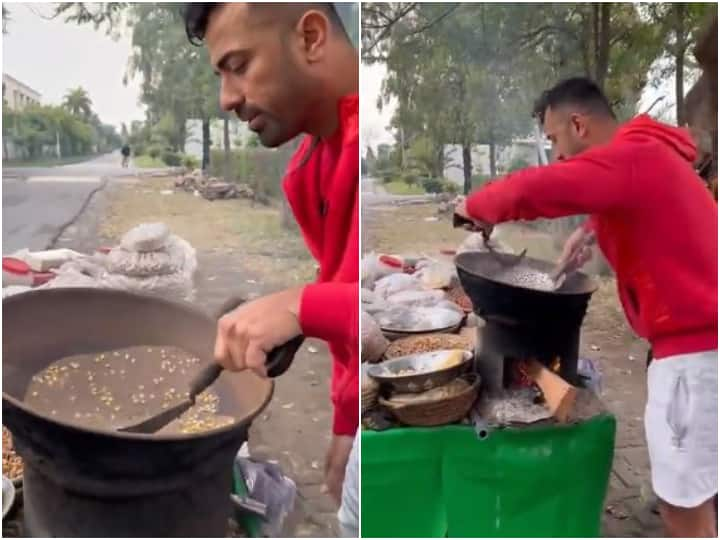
left=2, top=150, right=141, bottom=179
left=361, top=176, right=438, bottom=206
left=2, top=152, right=154, bottom=254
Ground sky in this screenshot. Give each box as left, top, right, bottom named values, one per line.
left=361, top=63, right=395, bottom=149
left=2, top=2, right=145, bottom=130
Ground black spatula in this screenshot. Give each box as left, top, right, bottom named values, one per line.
left=119, top=297, right=304, bottom=434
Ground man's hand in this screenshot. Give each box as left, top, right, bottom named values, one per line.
left=214, top=287, right=303, bottom=376
left=556, top=227, right=596, bottom=274
left=454, top=197, right=494, bottom=239
left=324, top=434, right=354, bottom=506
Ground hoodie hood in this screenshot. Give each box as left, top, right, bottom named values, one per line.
left=615, top=114, right=697, bottom=163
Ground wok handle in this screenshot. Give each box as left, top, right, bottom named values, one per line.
left=216, top=296, right=304, bottom=378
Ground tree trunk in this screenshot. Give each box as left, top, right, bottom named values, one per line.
left=462, top=143, right=472, bottom=195
left=674, top=3, right=686, bottom=126
left=2, top=131, right=8, bottom=161
left=596, top=3, right=611, bottom=88
left=592, top=4, right=600, bottom=81
left=589, top=3, right=611, bottom=88
left=435, top=144, right=445, bottom=179
left=223, top=115, right=232, bottom=181
left=178, top=116, right=186, bottom=153
left=201, top=117, right=210, bottom=172
left=489, top=139, right=497, bottom=177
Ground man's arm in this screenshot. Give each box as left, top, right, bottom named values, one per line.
left=466, top=145, right=635, bottom=224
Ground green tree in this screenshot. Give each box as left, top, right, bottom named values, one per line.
left=363, top=2, right=711, bottom=196
left=54, top=3, right=221, bottom=170
left=367, top=3, right=529, bottom=192
left=2, top=105, right=101, bottom=159
left=62, top=87, right=93, bottom=119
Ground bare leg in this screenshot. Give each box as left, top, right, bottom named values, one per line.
left=659, top=496, right=717, bottom=537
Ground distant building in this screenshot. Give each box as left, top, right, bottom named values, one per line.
left=2, top=73, right=41, bottom=110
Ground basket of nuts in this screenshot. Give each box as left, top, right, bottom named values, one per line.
left=361, top=365, right=380, bottom=413
left=379, top=374, right=480, bottom=427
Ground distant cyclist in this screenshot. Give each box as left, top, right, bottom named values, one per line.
left=121, top=144, right=131, bottom=168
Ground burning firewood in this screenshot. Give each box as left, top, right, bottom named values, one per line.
left=523, top=359, right=577, bottom=423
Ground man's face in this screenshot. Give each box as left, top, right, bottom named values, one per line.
left=542, top=106, right=593, bottom=161
left=205, top=4, right=320, bottom=148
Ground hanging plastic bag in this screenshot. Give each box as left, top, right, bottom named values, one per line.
left=385, top=289, right=446, bottom=308
left=457, top=232, right=514, bottom=255
left=361, top=252, right=406, bottom=288
left=577, top=357, right=603, bottom=395
left=415, top=262, right=457, bottom=289
left=234, top=456, right=297, bottom=538
left=106, top=248, right=181, bottom=277
left=373, top=273, right=422, bottom=299
left=120, top=222, right=170, bottom=252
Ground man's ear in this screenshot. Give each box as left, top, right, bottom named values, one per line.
left=295, top=10, right=329, bottom=63
left=570, top=113, right=589, bottom=138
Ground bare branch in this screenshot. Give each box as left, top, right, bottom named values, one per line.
left=401, top=4, right=461, bottom=39
left=362, top=3, right=418, bottom=60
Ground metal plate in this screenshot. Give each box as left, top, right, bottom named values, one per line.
left=367, top=350, right=472, bottom=393
left=377, top=307, right=464, bottom=334
left=2, top=476, right=15, bottom=520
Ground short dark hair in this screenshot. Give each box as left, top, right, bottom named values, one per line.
left=184, top=3, right=346, bottom=45
left=533, top=77, right=616, bottom=124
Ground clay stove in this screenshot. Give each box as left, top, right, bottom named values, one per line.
left=475, top=315, right=582, bottom=395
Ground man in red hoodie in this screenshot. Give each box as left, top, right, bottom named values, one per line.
left=456, top=77, right=717, bottom=537
left=184, top=2, right=358, bottom=515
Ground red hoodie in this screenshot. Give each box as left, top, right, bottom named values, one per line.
left=283, top=94, right=359, bottom=435
left=466, top=115, right=718, bottom=359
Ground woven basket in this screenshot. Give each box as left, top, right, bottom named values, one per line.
left=362, top=384, right=379, bottom=413
left=362, top=370, right=380, bottom=413
left=379, top=374, right=480, bottom=427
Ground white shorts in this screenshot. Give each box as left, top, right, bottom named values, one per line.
left=337, top=430, right=359, bottom=537
left=645, top=350, right=718, bottom=508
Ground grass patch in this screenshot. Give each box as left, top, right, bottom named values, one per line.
left=2, top=154, right=99, bottom=168
left=100, top=178, right=315, bottom=286
left=383, top=181, right=426, bottom=195
left=363, top=204, right=466, bottom=254
left=132, top=155, right=167, bottom=168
